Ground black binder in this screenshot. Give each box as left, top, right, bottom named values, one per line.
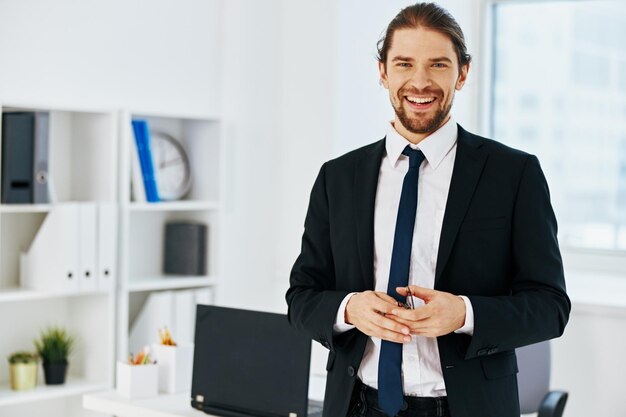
left=1, top=112, right=35, bottom=204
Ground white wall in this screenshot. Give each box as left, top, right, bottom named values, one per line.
left=552, top=304, right=626, bottom=417
left=0, top=0, right=220, bottom=116
left=216, top=0, right=283, bottom=310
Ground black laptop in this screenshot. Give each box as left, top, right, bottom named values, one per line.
left=191, top=305, right=324, bottom=417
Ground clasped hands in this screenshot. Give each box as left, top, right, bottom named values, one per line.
left=344, top=286, right=466, bottom=343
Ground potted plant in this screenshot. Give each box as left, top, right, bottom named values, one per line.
left=7, top=351, right=39, bottom=391
left=34, top=326, right=75, bottom=385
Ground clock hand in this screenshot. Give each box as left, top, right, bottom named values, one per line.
left=160, top=157, right=184, bottom=169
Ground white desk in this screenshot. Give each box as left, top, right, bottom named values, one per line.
left=83, top=391, right=206, bottom=417
left=83, top=375, right=326, bottom=417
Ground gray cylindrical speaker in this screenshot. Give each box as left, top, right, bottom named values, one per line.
left=163, top=221, right=208, bottom=276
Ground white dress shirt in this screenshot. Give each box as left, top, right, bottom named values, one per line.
left=334, top=117, right=474, bottom=397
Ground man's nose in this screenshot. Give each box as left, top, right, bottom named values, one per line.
left=408, top=67, right=432, bottom=90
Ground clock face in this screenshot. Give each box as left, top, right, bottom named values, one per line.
left=151, top=131, right=192, bottom=200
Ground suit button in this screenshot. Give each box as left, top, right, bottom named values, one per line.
left=347, top=366, right=355, bottom=377
left=477, top=348, right=488, bottom=357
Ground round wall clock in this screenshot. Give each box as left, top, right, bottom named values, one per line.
left=150, top=131, right=192, bottom=201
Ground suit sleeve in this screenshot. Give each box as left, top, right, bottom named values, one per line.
left=286, top=163, right=352, bottom=352
left=463, top=155, right=571, bottom=360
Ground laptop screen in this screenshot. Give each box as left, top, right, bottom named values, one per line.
left=191, top=305, right=312, bottom=417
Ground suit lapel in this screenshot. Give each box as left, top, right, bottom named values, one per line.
left=354, top=139, right=386, bottom=290
left=434, top=125, right=488, bottom=285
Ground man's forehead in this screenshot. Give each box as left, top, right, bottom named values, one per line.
left=388, top=27, right=456, bottom=59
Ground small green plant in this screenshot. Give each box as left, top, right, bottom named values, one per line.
left=34, top=326, right=75, bottom=364
left=8, top=351, right=38, bottom=364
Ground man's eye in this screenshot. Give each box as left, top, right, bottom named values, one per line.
left=432, top=63, right=447, bottom=68
left=397, top=62, right=411, bottom=68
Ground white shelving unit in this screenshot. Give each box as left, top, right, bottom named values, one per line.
left=0, top=103, right=118, bottom=417
left=0, top=104, right=223, bottom=416
left=116, top=110, right=221, bottom=364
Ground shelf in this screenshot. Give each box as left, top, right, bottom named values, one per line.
left=127, top=201, right=219, bottom=212
left=0, top=287, right=112, bottom=304
left=0, top=378, right=107, bottom=407
left=0, top=204, right=52, bottom=214
left=125, top=276, right=217, bottom=292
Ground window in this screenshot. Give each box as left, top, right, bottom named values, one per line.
left=490, top=1, right=626, bottom=251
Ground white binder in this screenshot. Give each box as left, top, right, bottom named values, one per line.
left=174, top=290, right=195, bottom=344
left=129, top=291, right=174, bottom=355
left=97, top=202, right=118, bottom=291
left=20, top=203, right=80, bottom=293
left=78, top=203, right=98, bottom=292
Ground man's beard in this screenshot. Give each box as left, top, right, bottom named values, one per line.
left=393, top=91, right=454, bottom=135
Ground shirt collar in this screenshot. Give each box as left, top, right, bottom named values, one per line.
left=385, top=117, right=458, bottom=170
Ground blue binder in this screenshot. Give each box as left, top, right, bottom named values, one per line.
left=131, top=120, right=160, bottom=203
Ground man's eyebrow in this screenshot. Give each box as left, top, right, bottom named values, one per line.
left=429, top=56, right=453, bottom=63
left=391, top=56, right=414, bottom=62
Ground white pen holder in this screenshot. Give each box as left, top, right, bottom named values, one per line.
left=151, top=343, right=194, bottom=394
left=116, top=361, right=158, bottom=399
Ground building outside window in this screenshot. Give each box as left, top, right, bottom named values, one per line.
left=490, top=0, right=626, bottom=251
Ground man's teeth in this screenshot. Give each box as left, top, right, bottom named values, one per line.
left=407, top=97, right=435, bottom=104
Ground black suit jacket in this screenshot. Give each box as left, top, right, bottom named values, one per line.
left=286, top=125, right=570, bottom=417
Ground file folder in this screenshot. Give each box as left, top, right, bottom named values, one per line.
left=1, top=112, right=34, bottom=203
left=129, top=291, right=174, bottom=355
left=131, top=119, right=160, bottom=203
left=97, top=203, right=118, bottom=291
left=33, top=112, right=50, bottom=204
left=20, top=203, right=80, bottom=292
left=78, top=203, right=98, bottom=292
left=130, top=135, right=147, bottom=202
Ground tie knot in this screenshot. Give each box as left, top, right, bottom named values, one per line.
left=402, top=146, right=426, bottom=168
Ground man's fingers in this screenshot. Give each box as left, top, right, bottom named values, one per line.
left=390, top=317, right=440, bottom=337
left=347, top=291, right=411, bottom=341
left=389, top=304, right=433, bottom=321
left=371, top=311, right=410, bottom=335
left=371, top=292, right=400, bottom=315
left=360, top=314, right=411, bottom=343
left=396, top=285, right=437, bottom=301
left=378, top=328, right=412, bottom=343
left=376, top=291, right=401, bottom=306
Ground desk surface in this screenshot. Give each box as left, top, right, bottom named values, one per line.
left=83, top=375, right=326, bottom=417
left=83, top=391, right=206, bottom=417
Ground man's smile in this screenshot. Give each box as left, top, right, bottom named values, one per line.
left=404, top=95, right=437, bottom=111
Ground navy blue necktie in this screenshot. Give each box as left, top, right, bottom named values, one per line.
left=378, top=146, right=425, bottom=417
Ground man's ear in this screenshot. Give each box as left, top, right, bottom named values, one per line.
left=378, top=61, right=389, bottom=89
left=456, top=63, right=469, bottom=91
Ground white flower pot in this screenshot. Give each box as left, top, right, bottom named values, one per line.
left=116, top=361, right=158, bottom=399
left=151, top=343, right=194, bottom=394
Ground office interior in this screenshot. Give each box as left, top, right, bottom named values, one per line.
left=0, top=0, right=624, bottom=416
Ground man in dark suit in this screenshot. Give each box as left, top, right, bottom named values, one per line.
left=286, top=3, right=570, bottom=417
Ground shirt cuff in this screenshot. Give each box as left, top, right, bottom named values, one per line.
left=333, top=292, right=358, bottom=333
left=454, top=295, right=474, bottom=336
